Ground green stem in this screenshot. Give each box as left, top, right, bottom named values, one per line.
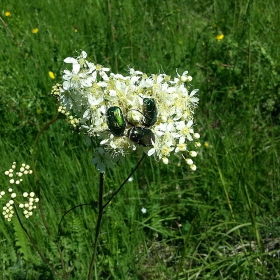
left=88, top=172, right=104, bottom=280
left=103, top=154, right=146, bottom=209
left=87, top=154, right=146, bottom=279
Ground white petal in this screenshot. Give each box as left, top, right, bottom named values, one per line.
left=72, top=63, right=81, bottom=73
left=179, top=137, right=185, bottom=144
left=147, top=148, right=155, bottom=156
left=190, top=89, right=199, bottom=97
left=64, top=57, right=77, bottom=64
left=62, top=81, right=71, bottom=90
left=100, top=139, right=109, bottom=145
left=83, top=109, right=91, bottom=119
left=97, top=81, right=108, bottom=87
left=82, top=79, right=93, bottom=87
left=109, top=90, right=117, bottom=96
left=191, top=97, right=199, bottom=103
left=100, top=72, right=109, bottom=81
left=81, top=51, right=87, bottom=58
left=186, top=120, right=193, bottom=127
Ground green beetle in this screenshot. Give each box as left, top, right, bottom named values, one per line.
left=142, top=98, right=158, bottom=127
left=127, top=126, right=155, bottom=147
left=106, top=106, right=126, bottom=136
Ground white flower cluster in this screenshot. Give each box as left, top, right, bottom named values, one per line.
left=52, top=51, right=200, bottom=172
left=1, top=162, right=39, bottom=221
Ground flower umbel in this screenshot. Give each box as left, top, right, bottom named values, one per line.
left=2, top=162, right=39, bottom=221
left=52, top=51, right=201, bottom=171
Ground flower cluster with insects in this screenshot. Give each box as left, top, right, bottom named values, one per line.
left=51, top=51, right=200, bottom=171
left=1, top=162, right=39, bottom=221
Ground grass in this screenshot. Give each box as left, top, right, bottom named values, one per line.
left=1, top=0, right=280, bottom=279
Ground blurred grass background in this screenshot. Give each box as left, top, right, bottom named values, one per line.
left=1, top=0, right=280, bottom=279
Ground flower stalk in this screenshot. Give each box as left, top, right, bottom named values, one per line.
left=88, top=154, right=146, bottom=279
left=88, top=172, right=104, bottom=279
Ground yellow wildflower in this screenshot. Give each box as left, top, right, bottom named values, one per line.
left=32, top=28, right=39, bottom=34
left=49, top=71, right=55, bottom=79
left=5, top=11, right=11, bottom=17
left=215, top=34, right=224, bottom=41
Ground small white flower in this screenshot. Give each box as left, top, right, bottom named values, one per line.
left=185, top=158, right=193, bottom=165
left=195, top=142, right=201, bottom=148
left=141, top=207, right=147, bottom=214
left=190, top=164, right=197, bottom=171
left=96, top=64, right=110, bottom=81
left=189, top=151, right=197, bottom=157
left=193, top=133, right=200, bottom=139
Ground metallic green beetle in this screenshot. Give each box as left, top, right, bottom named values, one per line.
left=127, top=126, right=155, bottom=147
left=142, top=98, right=158, bottom=127
left=106, top=106, right=126, bottom=136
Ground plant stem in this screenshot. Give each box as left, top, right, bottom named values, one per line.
left=103, top=154, right=146, bottom=209
left=87, top=154, right=146, bottom=279
left=88, top=172, right=104, bottom=280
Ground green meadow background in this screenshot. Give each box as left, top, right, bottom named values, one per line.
left=1, top=0, right=280, bottom=279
